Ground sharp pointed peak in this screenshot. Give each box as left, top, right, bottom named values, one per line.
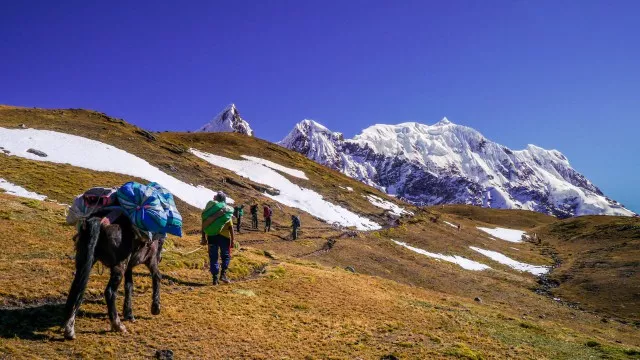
left=434, top=117, right=452, bottom=126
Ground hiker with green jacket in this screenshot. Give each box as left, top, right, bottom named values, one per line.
left=234, top=204, right=244, bottom=233
left=201, top=192, right=235, bottom=285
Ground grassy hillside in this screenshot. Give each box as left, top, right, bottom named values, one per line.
left=537, top=216, right=640, bottom=324
left=0, top=105, right=407, bottom=229
left=1, top=194, right=639, bottom=359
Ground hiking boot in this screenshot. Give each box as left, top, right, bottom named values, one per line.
left=220, top=272, right=231, bottom=284
left=212, top=275, right=219, bottom=286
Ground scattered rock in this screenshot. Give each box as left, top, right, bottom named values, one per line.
left=27, top=148, right=48, bottom=157
left=263, top=250, right=277, bottom=259
left=323, top=239, right=337, bottom=251
left=135, top=129, right=157, bottom=141
left=601, top=317, right=609, bottom=323
left=345, top=266, right=356, bottom=273
left=380, top=355, right=399, bottom=360
left=18, top=123, right=27, bottom=129
left=474, top=297, right=482, bottom=303
left=155, top=349, right=174, bottom=360
left=232, top=289, right=256, bottom=297
left=166, top=164, right=178, bottom=172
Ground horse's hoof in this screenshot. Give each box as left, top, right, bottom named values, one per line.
left=151, top=303, right=161, bottom=315
left=111, top=322, right=127, bottom=333
left=63, top=329, right=76, bottom=340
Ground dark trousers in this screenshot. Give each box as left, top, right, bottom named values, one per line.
left=236, top=216, right=242, bottom=232
left=292, top=226, right=298, bottom=240
left=207, top=234, right=231, bottom=276
left=265, top=217, right=272, bottom=232
left=251, top=214, right=258, bottom=229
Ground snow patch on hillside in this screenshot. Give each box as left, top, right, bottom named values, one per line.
left=191, top=149, right=381, bottom=230
left=392, top=239, right=490, bottom=271
left=0, top=178, right=47, bottom=200
left=443, top=221, right=458, bottom=228
left=0, top=128, right=225, bottom=209
left=477, top=227, right=526, bottom=243
left=470, top=247, right=549, bottom=275
left=365, top=195, right=413, bottom=217
left=241, top=155, right=308, bottom=179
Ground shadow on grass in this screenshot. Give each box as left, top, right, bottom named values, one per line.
left=0, top=303, right=64, bottom=340
left=133, top=271, right=207, bottom=287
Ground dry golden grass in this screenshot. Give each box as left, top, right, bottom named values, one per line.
left=537, top=216, right=640, bottom=324
left=1, top=194, right=639, bottom=359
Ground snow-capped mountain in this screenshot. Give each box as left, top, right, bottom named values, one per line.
left=279, top=118, right=635, bottom=218
left=196, top=104, right=253, bottom=136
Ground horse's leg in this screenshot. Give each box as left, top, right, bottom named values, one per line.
left=63, top=219, right=101, bottom=340
left=147, top=258, right=162, bottom=315
left=104, top=263, right=127, bottom=333
left=122, top=266, right=135, bottom=321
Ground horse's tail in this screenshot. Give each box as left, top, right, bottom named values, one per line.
left=64, top=218, right=101, bottom=321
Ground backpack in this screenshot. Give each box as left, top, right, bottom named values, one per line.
left=202, top=201, right=233, bottom=236
left=148, top=182, right=183, bottom=237
left=233, top=207, right=239, bottom=218
left=293, top=216, right=301, bottom=227
left=117, top=182, right=168, bottom=234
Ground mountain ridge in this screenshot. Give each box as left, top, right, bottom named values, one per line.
left=280, top=117, right=634, bottom=218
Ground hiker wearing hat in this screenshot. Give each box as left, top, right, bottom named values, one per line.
left=201, top=192, right=235, bottom=285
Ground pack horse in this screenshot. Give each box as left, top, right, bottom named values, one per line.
left=62, top=182, right=182, bottom=340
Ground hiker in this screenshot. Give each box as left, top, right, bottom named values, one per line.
left=201, top=191, right=235, bottom=285
left=263, top=204, right=273, bottom=232
left=250, top=204, right=259, bottom=229
left=291, top=215, right=301, bottom=240
left=457, top=224, right=461, bottom=231
left=234, top=204, right=244, bottom=233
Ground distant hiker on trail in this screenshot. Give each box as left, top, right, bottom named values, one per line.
left=291, top=215, right=301, bottom=240
left=263, top=204, right=273, bottom=232
left=201, top=191, right=235, bottom=285
left=234, top=204, right=244, bottom=233
left=457, top=224, right=461, bottom=231
left=250, top=204, right=259, bottom=229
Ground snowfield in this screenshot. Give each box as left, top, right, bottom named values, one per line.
left=392, top=240, right=490, bottom=271
left=0, top=178, right=47, bottom=200
left=470, top=247, right=549, bottom=275
left=477, top=227, right=526, bottom=243
left=241, top=155, right=308, bottom=179
left=0, top=128, right=225, bottom=209
left=190, top=149, right=381, bottom=230
left=365, top=195, right=413, bottom=217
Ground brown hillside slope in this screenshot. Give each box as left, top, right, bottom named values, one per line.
left=1, top=194, right=639, bottom=359
left=0, top=105, right=408, bottom=227
left=537, top=216, right=640, bottom=324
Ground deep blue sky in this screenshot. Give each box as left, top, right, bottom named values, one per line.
left=1, top=1, right=638, bottom=212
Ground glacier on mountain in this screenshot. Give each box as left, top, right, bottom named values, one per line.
left=279, top=118, right=634, bottom=218
left=196, top=104, right=253, bottom=136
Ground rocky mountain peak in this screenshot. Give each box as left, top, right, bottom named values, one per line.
left=196, top=104, right=253, bottom=136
